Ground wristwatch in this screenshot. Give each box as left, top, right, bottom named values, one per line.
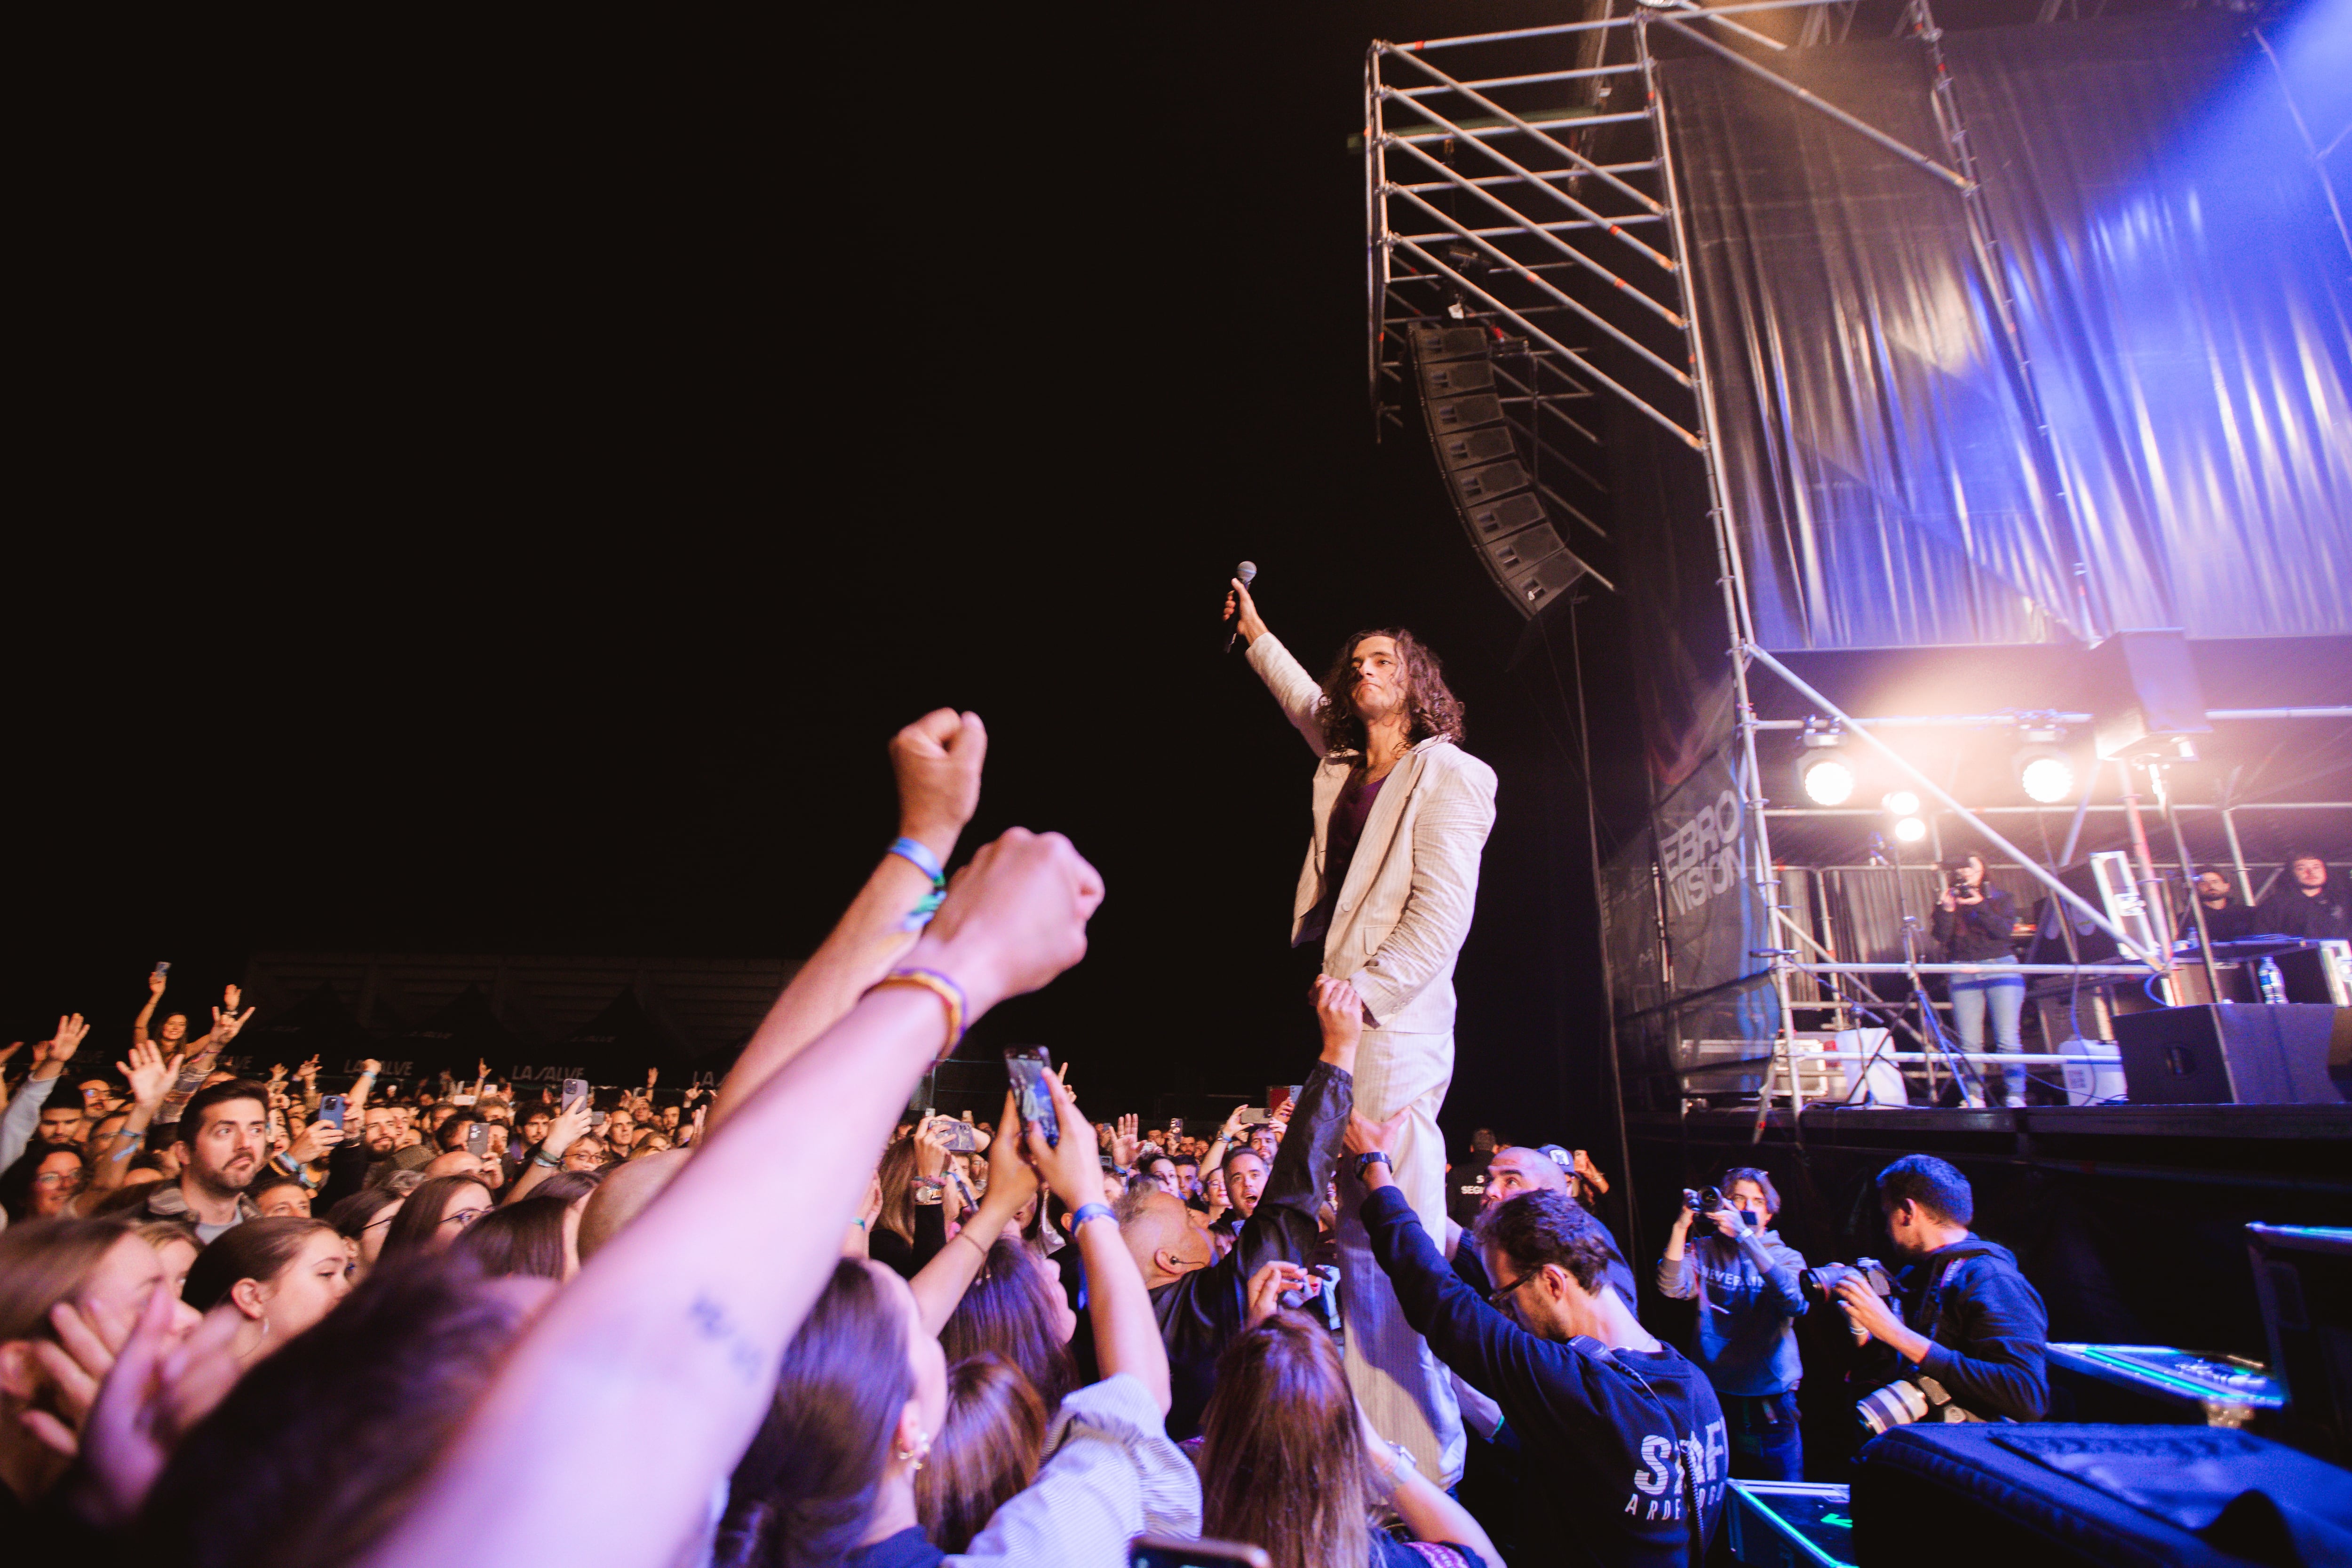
left=1355, top=1150, right=1393, bottom=1176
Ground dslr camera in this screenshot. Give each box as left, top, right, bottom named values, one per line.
left=1856, top=1371, right=1984, bottom=1435
left=1800, top=1258, right=1898, bottom=1334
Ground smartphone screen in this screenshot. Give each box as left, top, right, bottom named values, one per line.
left=466, top=1123, right=491, bottom=1157
left=562, top=1079, right=590, bottom=1110
left=319, top=1095, right=348, bottom=1131
left=1003, top=1046, right=1060, bottom=1148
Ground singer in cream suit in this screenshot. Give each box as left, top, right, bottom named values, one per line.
left=1225, top=577, right=1496, bottom=1485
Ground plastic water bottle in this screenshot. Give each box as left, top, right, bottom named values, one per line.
left=2257, top=957, right=2288, bottom=1006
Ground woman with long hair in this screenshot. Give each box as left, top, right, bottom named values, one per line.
left=914, top=1353, right=1046, bottom=1555
left=181, top=1217, right=352, bottom=1362
left=376, top=1176, right=494, bottom=1264
left=453, top=1194, right=574, bottom=1280
left=718, top=1071, right=1195, bottom=1567
left=1198, top=1311, right=1496, bottom=1568
left=938, top=1234, right=1077, bottom=1415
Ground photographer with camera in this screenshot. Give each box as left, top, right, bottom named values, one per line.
left=1659, top=1170, right=1808, bottom=1479
left=1832, top=1155, right=2048, bottom=1432
left=1931, top=853, right=2027, bottom=1106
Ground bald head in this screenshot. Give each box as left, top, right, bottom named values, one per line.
left=1482, top=1145, right=1570, bottom=1211
left=1116, top=1188, right=1210, bottom=1288
left=422, top=1150, right=490, bottom=1181
left=579, top=1147, right=689, bottom=1262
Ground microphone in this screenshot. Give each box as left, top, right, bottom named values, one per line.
left=1225, top=561, right=1258, bottom=653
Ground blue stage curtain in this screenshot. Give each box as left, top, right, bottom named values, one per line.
left=1661, top=14, right=2352, bottom=651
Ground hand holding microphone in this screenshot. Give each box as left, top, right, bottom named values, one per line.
left=1223, top=561, right=1263, bottom=652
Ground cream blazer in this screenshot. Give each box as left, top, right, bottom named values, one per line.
left=1247, top=633, right=1498, bottom=1035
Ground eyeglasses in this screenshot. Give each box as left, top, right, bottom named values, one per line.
left=439, top=1207, right=489, bottom=1229
left=1486, top=1268, right=1543, bottom=1309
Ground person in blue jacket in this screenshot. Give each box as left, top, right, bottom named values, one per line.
left=1657, top=1168, right=1807, bottom=1479
left=1346, top=1107, right=1726, bottom=1568
left=1833, top=1154, right=2048, bottom=1425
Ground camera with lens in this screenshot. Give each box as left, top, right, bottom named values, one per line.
left=1800, top=1258, right=1896, bottom=1315
left=1684, top=1185, right=1727, bottom=1215
left=1856, top=1371, right=1985, bottom=1435
left=1943, top=863, right=1973, bottom=890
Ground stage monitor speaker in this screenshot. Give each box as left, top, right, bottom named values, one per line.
left=2112, top=1003, right=2345, bottom=1105
left=2247, top=1222, right=2352, bottom=1464
left=2087, top=629, right=2211, bottom=761
left=1411, top=325, right=1595, bottom=620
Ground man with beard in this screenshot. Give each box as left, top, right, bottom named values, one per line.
left=1832, top=1154, right=2048, bottom=1424
left=1224, top=577, right=1498, bottom=1483
left=141, top=1078, right=338, bottom=1242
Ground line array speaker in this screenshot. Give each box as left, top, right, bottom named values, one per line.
left=1412, top=325, right=1592, bottom=618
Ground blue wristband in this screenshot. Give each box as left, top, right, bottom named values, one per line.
left=888, top=836, right=946, bottom=886
left=1071, top=1202, right=1116, bottom=1231
left=888, top=838, right=950, bottom=932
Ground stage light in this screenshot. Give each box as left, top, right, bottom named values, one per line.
left=2014, top=744, right=2075, bottom=804
left=1883, top=790, right=1920, bottom=817
left=1893, top=815, right=1928, bottom=843
left=1799, top=749, right=1857, bottom=805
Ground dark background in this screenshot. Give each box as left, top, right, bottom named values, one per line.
left=14, top=6, right=1627, bottom=1156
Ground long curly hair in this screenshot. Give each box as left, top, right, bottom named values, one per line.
left=1316, top=628, right=1465, bottom=756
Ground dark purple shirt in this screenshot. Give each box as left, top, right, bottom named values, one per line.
left=1302, top=768, right=1389, bottom=944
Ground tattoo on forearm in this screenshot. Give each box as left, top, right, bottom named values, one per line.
left=688, top=1294, right=769, bottom=1384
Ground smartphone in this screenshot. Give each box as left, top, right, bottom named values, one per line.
left=319, top=1094, right=348, bottom=1131
left=1131, top=1538, right=1271, bottom=1568
left=939, top=1121, right=981, bottom=1153
left=152, top=961, right=171, bottom=979
left=562, top=1078, right=590, bottom=1111
left=466, top=1123, right=491, bottom=1158
left=1168, top=1115, right=1183, bottom=1137
left=1004, top=1046, right=1060, bottom=1148
left=591, top=1111, right=609, bottom=1130
left=1237, top=1106, right=1268, bottom=1127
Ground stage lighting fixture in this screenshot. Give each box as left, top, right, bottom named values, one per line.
left=1893, top=815, right=1928, bottom=844
left=2014, top=744, right=2076, bottom=804
left=1883, top=790, right=1920, bottom=817
left=1799, top=749, right=1857, bottom=806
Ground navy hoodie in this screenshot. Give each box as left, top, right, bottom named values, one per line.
left=1895, top=1236, right=2049, bottom=1422
left=1365, top=1184, right=1726, bottom=1568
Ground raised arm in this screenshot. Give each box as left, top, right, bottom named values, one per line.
left=1232, top=976, right=1359, bottom=1279
left=1348, top=757, right=1497, bottom=1027
left=87, top=1040, right=182, bottom=1196
left=132, top=971, right=166, bottom=1046
left=1029, top=1069, right=1172, bottom=1414
left=907, top=1092, right=1040, bottom=1336
left=362, top=822, right=1103, bottom=1568
left=705, top=709, right=986, bottom=1136
left=2, top=1016, right=87, bottom=1170
left=1226, top=576, right=1329, bottom=756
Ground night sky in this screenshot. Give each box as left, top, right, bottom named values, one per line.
left=17, top=6, right=1626, bottom=1152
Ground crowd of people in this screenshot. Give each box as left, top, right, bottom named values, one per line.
left=1, top=709, right=2054, bottom=1568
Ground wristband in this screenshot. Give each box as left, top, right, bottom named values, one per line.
left=530, top=1148, right=562, bottom=1170
left=864, top=967, right=969, bottom=1058
left=1070, top=1202, right=1116, bottom=1231
left=1354, top=1150, right=1393, bottom=1177
left=888, top=837, right=950, bottom=932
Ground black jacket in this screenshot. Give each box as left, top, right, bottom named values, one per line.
left=2254, top=878, right=2352, bottom=941
left=1931, top=885, right=2018, bottom=963
left=1367, top=1184, right=1726, bottom=1568
left=2179, top=897, right=2260, bottom=944
left=1150, top=1056, right=1350, bottom=1440
left=1893, top=1236, right=2049, bottom=1422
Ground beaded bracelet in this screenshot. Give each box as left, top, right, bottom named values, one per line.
left=865, top=966, right=969, bottom=1059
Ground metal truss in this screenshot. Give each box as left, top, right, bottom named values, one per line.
left=1364, top=0, right=2319, bottom=1133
